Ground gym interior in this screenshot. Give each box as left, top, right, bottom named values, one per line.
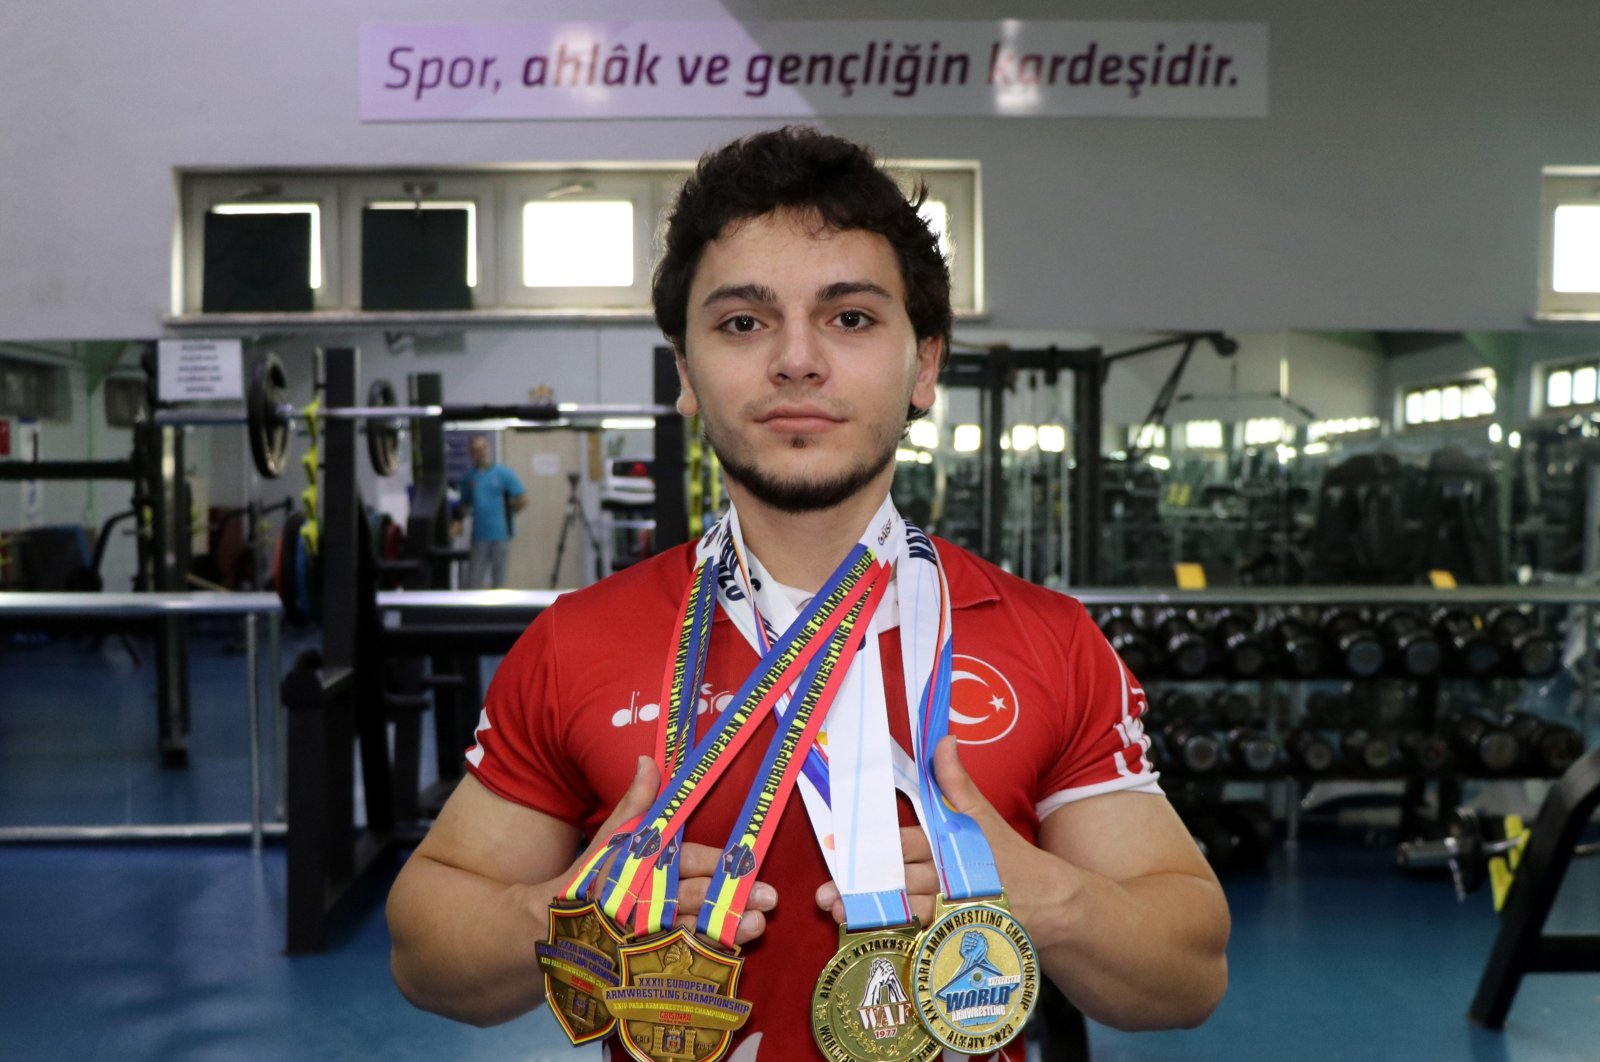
left=3, top=4, right=1599, bottom=1060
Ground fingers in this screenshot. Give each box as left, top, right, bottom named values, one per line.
left=932, top=735, right=993, bottom=821
left=571, top=757, right=659, bottom=878
left=670, top=879, right=778, bottom=947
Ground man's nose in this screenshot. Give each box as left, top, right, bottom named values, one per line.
left=768, top=325, right=828, bottom=384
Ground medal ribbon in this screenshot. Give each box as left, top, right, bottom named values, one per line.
left=717, top=500, right=917, bottom=933
left=900, top=525, right=1004, bottom=901
left=553, top=557, right=715, bottom=907
left=598, top=543, right=882, bottom=932
left=696, top=565, right=889, bottom=947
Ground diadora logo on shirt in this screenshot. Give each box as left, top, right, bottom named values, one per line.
left=949, top=654, right=1020, bottom=745
left=610, top=686, right=735, bottom=728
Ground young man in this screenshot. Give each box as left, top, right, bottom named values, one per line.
left=458, top=434, right=527, bottom=589
left=387, top=127, right=1229, bottom=1059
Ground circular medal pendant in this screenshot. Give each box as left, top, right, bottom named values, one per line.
left=911, top=897, right=1039, bottom=1054
left=812, top=927, right=940, bottom=1062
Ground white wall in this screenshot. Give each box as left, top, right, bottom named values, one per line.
left=2, top=0, right=1599, bottom=339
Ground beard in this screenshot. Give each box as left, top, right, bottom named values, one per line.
left=702, top=418, right=902, bottom=514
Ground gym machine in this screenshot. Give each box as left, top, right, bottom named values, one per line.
left=269, top=346, right=687, bottom=952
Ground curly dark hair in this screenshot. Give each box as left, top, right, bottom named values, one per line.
left=651, top=126, right=952, bottom=379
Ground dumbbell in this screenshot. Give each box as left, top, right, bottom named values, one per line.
left=1451, top=713, right=1522, bottom=774
left=1484, top=607, right=1561, bottom=678
left=1209, top=689, right=1258, bottom=729
left=1502, top=711, right=1585, bottom=775
left=1148, top=688, right=1202, bottom=725
left=1217, top=800, right=1275, bottom=871
left=1399, top=806, right=1600, bottom=901
left=1305, top=690, right=1352, bottom=728
left=1286, top=728, right=1339, bottom=775
left=1146, top=607, right=1211, bottom=679
left=1096, top=608, right=1157, bottom=677
left=1268, top=614, right=1326, bottom=678
left=1202, top=606, right=1267, bottom=678
left=1340, top=729, right=1397, bottom=774
left=1227, top=728, right=1280, bottom=775
left=1159, top=723, right=1224, bottom=776
left=1398, top=730, right=1452, bottom=775
left=1430, top=608, right=1500, bottom=676
left=1318, top=607, right=1385, bottom=678
left=1374, top=607, right=1442, bottom=677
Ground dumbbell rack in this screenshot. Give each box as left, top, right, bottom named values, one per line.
left=1079, top=584, right=1600, bottom=1027
left=1077, top=585, right=1598, bottom=841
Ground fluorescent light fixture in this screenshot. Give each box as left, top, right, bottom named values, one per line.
left=952, top=424, right=981, bottom=452
left=1509, top=430, right=1523, bottom=449
left=1244, top=417, right=1284, bottom=445
left=1037, top=425, right=1066, bottom=452
left=895, top=448, right=921, bottom=463
left=1442, top=386, right=1462, bottom=421
left=1552, top=204, right=1600, bottom=292
left=1405, top=393, right=1425, bottom=425
left=523, top=200, right=634, bottom=287
left=1147, top=454, right=1171, bottom=470
left=1303, top=441, right=1330, bottom=455
left=368, top=200, right=479, bottom=287
left=1423, top=389, right=1442, bottom=422
left=907, top=420, right=940, bottom=449
left=1488, top=423, right=1503, bottom=443
left=1010, top=424, right=1037, bottom=451
left=599, top=417, right=655, bottom=430
left=1276, top=444, right=1297, bottom=463
left=210, top=202, right=322, bottom=289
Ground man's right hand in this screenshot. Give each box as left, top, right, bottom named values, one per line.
left=567, top=756, right=777, bottom=948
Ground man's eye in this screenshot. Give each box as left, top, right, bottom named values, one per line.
left=721, top=314, right=759, bottom=333
left=837, top=310, right=871, bottom=330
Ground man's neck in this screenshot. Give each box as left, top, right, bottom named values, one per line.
left=724, top=475, right=893, bottom=594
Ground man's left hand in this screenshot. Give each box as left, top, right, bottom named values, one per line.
left=814, top=736, right=1071, bottom=931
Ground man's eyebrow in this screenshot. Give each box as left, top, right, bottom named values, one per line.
left=817, top=280, right=894, bottom=303
left=700, top=283, right=779, bottom=308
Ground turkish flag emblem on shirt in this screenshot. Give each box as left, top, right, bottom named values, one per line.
left=948, top=654, right=1021, bottom=744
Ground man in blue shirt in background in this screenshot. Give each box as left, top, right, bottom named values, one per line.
left=458, top=434, right=527, bottom=588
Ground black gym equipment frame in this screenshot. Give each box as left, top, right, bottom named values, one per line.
left=282, top=347, right=690, bottom=953
left=1468, top=746, right=1600, bottom=1028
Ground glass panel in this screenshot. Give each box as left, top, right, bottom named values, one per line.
left=1574, top=365, right=1597, bottom=405
left=522, top=201, right=635, bottom=287
left=368, top=201, right=478, bottom=286
left=208, top=203, right=322, bottom=289
left=1552, top=204, right=1600, bottom=293
left=1404, top=393, right=1425, bottom=425
left=1423, top=389, right=1442, bottom=422
left=1548, top=369, right=1573, bottom=408
left=1441, top=386, right=1462, bottom=420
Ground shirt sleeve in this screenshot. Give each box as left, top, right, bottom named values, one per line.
left=502, top=465, right=526, bottom=496
left=1035, top=600, right=1161, bottom=820
left=464, top=603, right=593, bottom=823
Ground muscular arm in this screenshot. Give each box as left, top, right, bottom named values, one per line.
left=386, top=774, right=581, bottom=1026
left=1018, top=784, right=1229, bottom=1029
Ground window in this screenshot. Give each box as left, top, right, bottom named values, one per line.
left=1183, top=420, right=1224, bottom=450
left=172, top=163, right=982, bottom=324
left=1400, top=373, right=1495, bottom=428
left=1537, top=168, right=1600, bottom=319
left=1537, top=356, right=1600, bottom=414
left=0, top=355, right=67, bottom=420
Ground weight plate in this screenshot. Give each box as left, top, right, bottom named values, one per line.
left=367, top=379, right=402, bottom=478
left=248, top=353, right=292, bottom=480
left=277, top=512, right=307, bottom=625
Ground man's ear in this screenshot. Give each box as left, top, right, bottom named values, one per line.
left=909, top=335, right=942, bottom=413
left=674, top=345, right=700, bottom=417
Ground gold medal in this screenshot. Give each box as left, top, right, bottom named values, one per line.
left=535, top=898, right=628, bottom=1044
left=604, top=926, right=752, bottom=1062
left=911, top=894, right=1039, bottom=1054
left=812, top=925, right=940, bottom=1062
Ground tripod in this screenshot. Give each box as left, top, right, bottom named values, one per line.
left=549, top=472, right=603, bottom=588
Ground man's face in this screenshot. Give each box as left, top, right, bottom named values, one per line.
left=469, top=437, right=490, bottom=468
left=675, top=209, right=940, bottom=514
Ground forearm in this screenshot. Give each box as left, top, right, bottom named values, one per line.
left=1023, top=857, right=1229, bottom=1030
left=386, top=852, right=558, bottom=1026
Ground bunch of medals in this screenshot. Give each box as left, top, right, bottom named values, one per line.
left=536, top=499, right=1038, bottom=1062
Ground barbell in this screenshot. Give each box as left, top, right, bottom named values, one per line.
left=1397, top=806, right=1600, bottom=901
left=155, top=352, right=677, bottom=479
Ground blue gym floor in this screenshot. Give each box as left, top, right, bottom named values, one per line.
left=2, top=636, right=1597, bottom=1061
